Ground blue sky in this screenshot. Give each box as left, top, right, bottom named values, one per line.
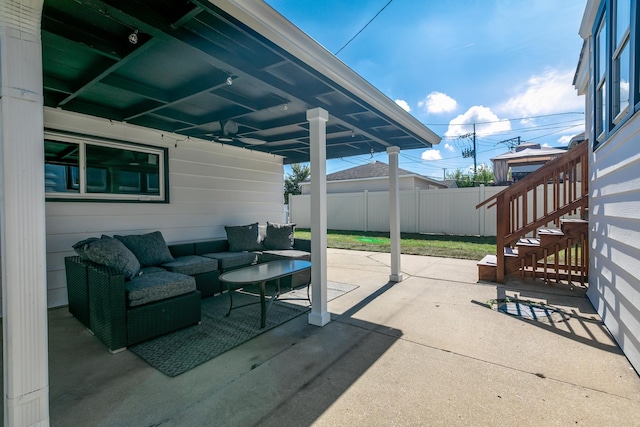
left=267, top=0, right=587, bottom=180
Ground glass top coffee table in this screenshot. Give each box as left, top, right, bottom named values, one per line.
left=219, top=260, right=311, bottom=328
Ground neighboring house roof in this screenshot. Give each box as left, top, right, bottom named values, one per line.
left=302, top=161, right=449, bottom=188
left=491, top=146, right=567, bottom=163
left=491, top=143, right=568, bottom=183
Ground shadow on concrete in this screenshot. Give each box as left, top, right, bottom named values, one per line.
left=472, top=278, right=622, bottom=355
left=251, top=281, right=402, bottom=426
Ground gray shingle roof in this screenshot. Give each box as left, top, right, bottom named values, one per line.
left=326, top=161, right=419, bottom=181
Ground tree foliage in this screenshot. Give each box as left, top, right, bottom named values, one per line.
left=447, top=164, right=494, bottom=187
left=284, top=163, right=310, bottom=203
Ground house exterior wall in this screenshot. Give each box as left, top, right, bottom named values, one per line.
left=578, top=0, right=640, bottom=374
left=588, top=118, right=640, bottom=374
left=39, top=108, right=285, bottom=310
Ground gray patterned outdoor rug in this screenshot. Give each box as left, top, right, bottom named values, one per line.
left=129, top=281, right=358, bottom=377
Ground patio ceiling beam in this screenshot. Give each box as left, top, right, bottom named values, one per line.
left=58, top=38, right=158, bottom=107
left=208, top=1, right=440, bottom=145
left=124, top=75, right=240, bottom=121
left=54, top=0, right=408, bottom=153
left=41, top=17, right=125, bottom=61
left=100, top=75, right=172, bottom=104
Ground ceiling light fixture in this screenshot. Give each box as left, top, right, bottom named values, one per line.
left=128, top=29, right=138, bottom=44
left=283, top=104, right=288, bottom=111
left=226, top=76, right=233, bottom=85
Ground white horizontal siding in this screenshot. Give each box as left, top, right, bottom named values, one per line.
left=41, top=109, right=285, bottom=309
left=589, top=116, right=640, bottom=374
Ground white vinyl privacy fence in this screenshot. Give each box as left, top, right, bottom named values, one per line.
left=290, top=183, right=584, bottom=237
left=289, top=185, right=505, bottom=237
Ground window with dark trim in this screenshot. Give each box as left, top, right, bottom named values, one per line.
left=593, top=0, right=638, bottom=149
left=44, top=132, right=168, bottom=202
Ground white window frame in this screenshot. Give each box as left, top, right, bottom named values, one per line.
left=45, top=131, right=168, bottom=202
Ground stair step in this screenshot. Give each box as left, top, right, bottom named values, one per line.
left=517, top=238, right=540, bottom=247
left=477, top=254, right=497, bottom=281
left=477, top=254, right=497, bottom=266
left=504, top=247, right=519, bottom=257
left=560, top=218, right=588, bottom=224
left=538, top=228, right=564, bottom=236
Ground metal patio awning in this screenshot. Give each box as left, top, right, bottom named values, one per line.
left=42, top=0, right=440, bottom=164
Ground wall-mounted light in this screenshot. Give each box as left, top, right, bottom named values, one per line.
left=128, top=29, right=138, bottom=45
left=226, top=76, right=233, bottom=86
left=283, top=104, right=288, bottom=111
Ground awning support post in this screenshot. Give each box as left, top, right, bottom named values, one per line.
left=0, top=1, right=50, bottom=425
left=307, top=107, right=330, bottom=326
left=388, top=146, right=403, bottom=282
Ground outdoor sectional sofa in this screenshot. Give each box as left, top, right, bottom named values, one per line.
left=65, top=223, right=310, bottom=352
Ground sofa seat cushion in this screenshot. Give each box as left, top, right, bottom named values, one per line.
left=201, top=251, right=257, bottom=271
left=260, top=249, right=311, bottom=263
left=161, top=255, right=218, bottom=276
left=139, top=266, right=167, bottom=275
left=125, top=271, right=196, bottom=307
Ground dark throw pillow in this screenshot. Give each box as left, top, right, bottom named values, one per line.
left=263, top=222, right=296, bottom=250
left=72, top=237, right=100, bottom=259
left=114, top=231, right=174, bottom=267
left=225, top=223, right=262, bottom=252
left=83, top=236, right=140, bottom=280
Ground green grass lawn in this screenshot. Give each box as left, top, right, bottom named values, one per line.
left=294, top=229, right=496, bottom=260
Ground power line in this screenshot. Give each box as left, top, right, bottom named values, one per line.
left=422, top=111, right=584, bottom=127
left=335, top=0, right=394, bottom=56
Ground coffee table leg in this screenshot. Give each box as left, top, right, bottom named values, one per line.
left=259, top=280, right=266, bottom=328
left=225, top=281, right=233, bottom=317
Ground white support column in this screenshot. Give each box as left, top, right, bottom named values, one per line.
left=387, top=146, right=403, bottom=282
left=307, top=107, right=330, bottom=326
left=0, top=1, right=49, bottom=425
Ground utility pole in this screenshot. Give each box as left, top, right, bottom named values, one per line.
left=443, top=168, right=447, bottom=180
left=460, top=124, right=478, bottom=185
left=472, top=123, right=477, bottom=180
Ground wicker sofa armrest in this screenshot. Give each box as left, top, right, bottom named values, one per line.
left=65, top=256, right=91, bottom=328
left=87, top=262, right=128, bottom=353
left=293, top=238, right=311, bottom=253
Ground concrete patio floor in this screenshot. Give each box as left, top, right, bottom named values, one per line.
left=12, top=249, right=640, bottom=426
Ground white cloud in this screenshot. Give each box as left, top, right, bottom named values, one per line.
left=444, top=105, right=511, bottom=138
left=557, top=135, right=574, bottom=146
left=444, top=142, right=455, bottom=152
left=421, top=149, right=443, bottom=160
left=395, top=99, right=411, bottom=112
left=418, top=91, right=457, bottom=114
left=497, top=69, right=584, bottom=117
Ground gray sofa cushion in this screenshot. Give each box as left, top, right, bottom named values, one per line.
left=161, top=255, right=218, bottom=276
left=115, top=231, right=174, bottom=267
left=72, top=237, right=100, bottom=259
left=202, top=251, right=258, bottom=271
left=260, top=249, right=311, bottom=263
left=140, top=266, right=167, bottom=275
left=224, top=223, right=262, bottom=252
left=263, top=222, right=295, bottom=250
left=84, top=236, right=141, bottom=280
left=125, top=271, right=196, bottom=307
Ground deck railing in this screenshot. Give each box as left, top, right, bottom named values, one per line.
left=477, top=142, right=589, bottom=282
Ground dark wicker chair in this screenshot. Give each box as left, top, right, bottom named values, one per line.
left=65, top=256, right=201, bottom=352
